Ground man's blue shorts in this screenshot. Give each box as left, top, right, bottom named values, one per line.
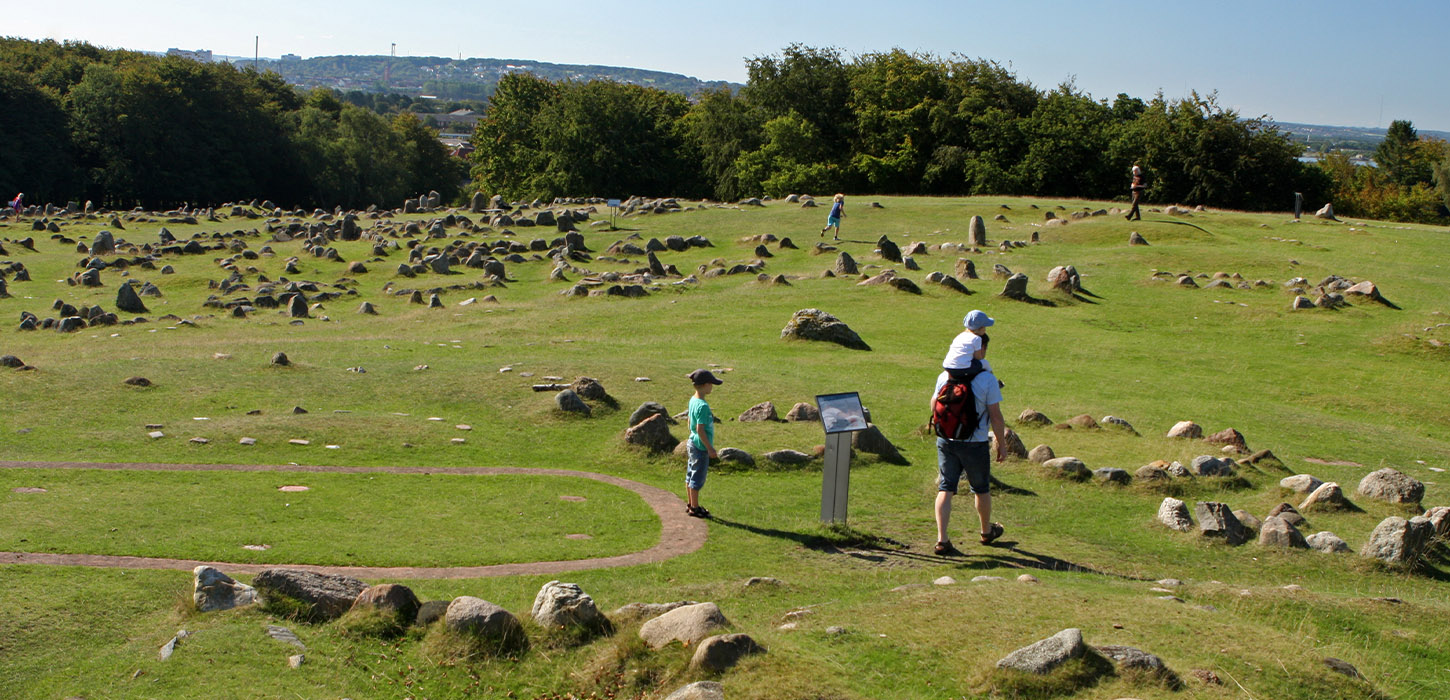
left=937, top=437, right=990, bottom=494
left=826, top=215, right=841, bottom=227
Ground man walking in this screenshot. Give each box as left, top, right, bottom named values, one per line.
left=929, top=313, right=1009, bottom=555
left=1125, top=164, right=1145, bottom=221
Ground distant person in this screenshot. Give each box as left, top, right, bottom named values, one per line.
left=1125, top=165, right=1145, bottom=221
left=9, top=192, right=23, bottom=214
left=820, top=193, right=845, bottom=240
left=685, top=369, right=724, bottom=519
left=929, top=313, right=1008, bottom=556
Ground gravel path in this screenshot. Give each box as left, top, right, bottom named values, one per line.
left=0, top=460, right=707, bottom=580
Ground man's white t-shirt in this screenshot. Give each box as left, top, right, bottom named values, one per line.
left=933, top=369, right=1002, bottom=442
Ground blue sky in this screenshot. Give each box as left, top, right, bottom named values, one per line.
left=11, top=0, right=1449, bottom=131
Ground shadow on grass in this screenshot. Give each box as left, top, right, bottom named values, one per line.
left=949, top=543, right=1146, bottom=580
left=990, top=474, right=1038, bottom=496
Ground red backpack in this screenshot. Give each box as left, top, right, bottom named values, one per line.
left=930, top=368, right=983, bottom=440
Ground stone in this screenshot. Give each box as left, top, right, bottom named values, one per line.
left=990, top=428, right=1029, bottom=460
left=555, top=389, right=591, bottom=416
left=1361, top=516, right=1434, bottom=565
left=834, top=251, right=858, bottom=275
left=876, top=235, right=902, bottom=263
left=1158, top=498, right=1193, bottom=531
left=1064, top=414, right=1098, bottom=430
left=1292, top=295, right=1316, bottom=310
left=1027, top=444, right=1055, bottom=463
left=1234, top=510, right=1263, bottom=532
left=1129, top=231, right=1149, bottom=245
left=287, top=294, right=308, bottom=318
left=123, top=376, right=152, bottom=387
left=357, top=301, right=377, bottom=315
left=1305, top=531, right=1351, bottom=553
left=663, top=681, right=725, bottom=700
left=1017, top=574, right=1039, bottom=583
left=1323, top=657, right=1362, bottom=679
left=933, top=576, right=957, bottom=586
left=969, top=215, right=987, bottom=246
left=350, top=583, right=421, bottom=625
left=611, top=601, right=698, bottom=623
left=1018, top=409, right=1052, bottom=426
left=116, top=283, right=148, bottom=314
left=638, top=602, right=729, bottom=649
left=717, top=447, right=755, bottom=467
left=1166, top=421, right=1202, bottom=439
left=738, top=401, right=780, bottom=422
left=1426, top=506, right=1450, bottom=537
left=624, top=414, right=678, bottom=453
left=445, top=596, right=524, bottom=644
left=1094, top=467, right=1131, bottom=484
left=1195, top=502, right=1248, bottom=545
left=1267, top=502, right=1306, bottom=527
left=193, top=566, right=258, bottom=612
left=852, top=424, right=907, bottom=464
left=1280, top=474, right=1323, bottom=494
left=1135, top=464, right=1169, bottom=480
left=1042, top=457, right=1089, bottom=477
left=1205, top=428, right=1248, bottom=451
left=627, top=401, right=670, bottom=428
left=252, top=568, right=366, bottom=621
left=1315, top=203, right=1337, bottom=220
left=690, top=633, right=765, bottom=672
left=1046, top=265, right=1079, bottom=292
left=763, top=449, right=813, bottom=465
left=995, top=628, right=1086, bottom=675
left=1101, top=415, right=1138, bottom=434
left=1191, top=455, right=1234, bottom=477
left=1357, top=467, right=1424, bottom=505
left=785, top=402, right=820, bottom=422
left=999, top=272, right=1030, bottom=300
left=780, top=308, right=870, bottom=350
left=1299, top=482, right=1349, bottom=511
left=1095, top=645, right=1176, bottom=683
left=1258, top=515, right=1308, bottom=548
left=531, top=580, right=606, bottom=630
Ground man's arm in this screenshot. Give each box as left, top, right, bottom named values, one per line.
left=987, top=402, right=1007, bottom=461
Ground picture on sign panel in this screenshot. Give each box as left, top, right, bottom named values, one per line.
left=815, top=392, right=868, bottom=434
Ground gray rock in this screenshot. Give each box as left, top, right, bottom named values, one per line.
left=1158, top=497, right=1194, bottom=531
left=638, top=602, right=729, bottom=648
left=116, top=283, right=148, bottom=314
left=531, top=580, right=606, bottom=630
left=785, top=402, right=820, bottom=422
left=1258, top=515, right=1308, bottom=548
left=252, top=568, right=367, bottom=620
left=1018, top=409, right=1052, bottom=426
left=780, top=308, right=870, bottom=350
left=1191, top=455, right=1234, bottom=477
left=1195, top=502, right=1248, bottom=545
left=1094, top=467, right=1131, bottom=484
left=764, top=449, right=813, bottom=465
left=287, top=294, right=308, bottom=318
left=738, top=401, right=779, bottom=422
left=834, top=252, right=858, bottom=276
left=1095, top=644, right=1174, bottom=681
left=1306, top=531, right=1351, bottom=553
left=1042, top=457, right=1088, bottom=476
left=1357, top=468, right=1424, bottom=505
left=1299, top=482, right=1349, bottom=511
left=1425, top=506, right=1450, bottom=537
left=1323, top=657, right=1362, bottom=679
left=555, top=389, right=591, bottom=416
left=852, top=424, right=907, bottom=464
left=1233, top=510, right=1263, bottom=532
left=1100, top=415, right=1138, bottom=434
left=717, top=447, right=755, bottom=467
left=193, top=565, right=258, bottom=612
left=627, top=401, right=670, bottom=428
left=350, top=583, right=421, bottom=624
left=1280, top=474, right=1323, bottom=494
left=1027, top=444, right=1055, bottom=463
left=663, top=681, right=725, bottom=700
left=1361, top=516, right=1434, bottom=564
left=624, top=413, right=678, bottom=453
left=969, top=215, right=987, bottom=246
left=690, top=633, right=765, bottom=672
left=445, top=596, right=524, bottom=644
left=270, top=351, right=290, bottom=366
left=990, top=428, right=1030, bottom=460
left=1166, top=420, right=1202, bottom=439
left=996, top=628, right=1086, bottom=674
left=999, top=272, right=1029, bottom=300
left=611, top=601, right=698, bottom=623
left=1267, top=502, right=1307, bottom=526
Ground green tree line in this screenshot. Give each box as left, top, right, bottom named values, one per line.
left=0, top=38, right=464, bottom=210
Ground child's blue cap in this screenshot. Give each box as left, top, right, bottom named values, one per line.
left=964, top=310, right=995, bottom=329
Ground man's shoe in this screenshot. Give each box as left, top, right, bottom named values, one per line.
left=980, top=522, right=1004, bottom=545
left=934, top=541, right=962, bottom=556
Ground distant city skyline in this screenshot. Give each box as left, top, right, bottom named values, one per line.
left=10, top=0, right=1449, bottom=132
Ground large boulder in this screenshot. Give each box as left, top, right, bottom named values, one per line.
left=1095, top=645, right=1178, bottom=686
left=1299, top=482, right=1350, bottom=512
left=737, top=401, right=779, bottom=422
left=1191, top=455, right=1234, bottom=477
left=624, top=413, right=678, bottom=453
left=531, top=580, right=607, bottom=630
left=780, top=308, right=871, bottom=351
left=996, top=628, right=1087, bottom=674
left=555, top=389, right=591, bottom=416
left=115, top=283, right=148, bottom=314
left=1158, top=498, right=1194, bottom=532
left=1305, top=531, right=1352, bottom=554
left=690, top=633, right=765, bottom=672
left=833, top=251, right=858, bottom=276
left=1195, top=502, right=1248, bottom=545
left=1042, top=457, right=1089, bottom=478
left=989, top=428, right=1029, bottom=460
left=350, top=583, right=421, bottom=625
left=638, top=602, right=729, bottom=649
left=1205, top=428, right=1248, bottom=452
left=852, top=424, right=907, bottom=464
left=969, top=215, right=987, bottom=246
left=785, top=402, right=820, bottom=422
left=1258, top=515, right=1308, bottom=549
left=1166, top=420, right=1202, bottom=439
left=193, top=565, right=258, bottom=612
left=1280, top=474, right=1324, bottom=494
left=1357, top=468, right=1424, bottom=505
left=445, top=596, right=524, bottom=645
left=252, top=568, right=367, bottom=621
left=999, top=273, right=1030, bottom=300
left=627, top=401, right=670, bottom=428
left=1361, top=516, right=1434, bottom=565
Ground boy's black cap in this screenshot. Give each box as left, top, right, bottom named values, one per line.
left=688, top=369, right=724, bottom=385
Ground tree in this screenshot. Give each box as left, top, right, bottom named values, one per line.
left=0, top=67, right=79, bottom=203
left=1375, top=120, right=1431, bottom=187
left=680, top=87, right=763, bottom=201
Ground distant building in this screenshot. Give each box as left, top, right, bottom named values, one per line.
left=166, top=48, right=213, bottom=63
left=429, top=109, right=481, bottom=133
left=281, top=53, right=301, bottom=62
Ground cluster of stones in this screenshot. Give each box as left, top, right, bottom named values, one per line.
left=192, top=567, right=766, bottom=687
left=993, top=628, right=1182, bottom=690
left=619, top=395, right=906, bottom=466
left=1156, top=467, right=1447, bottom=565
left=1151, top=268, right=1275, bottom=291
left=1285, top=274, right=1395, bottom=310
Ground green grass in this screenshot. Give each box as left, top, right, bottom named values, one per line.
left=0, top=468, right=657, bottom=566
left=2, top=197, right=1450, bottom=699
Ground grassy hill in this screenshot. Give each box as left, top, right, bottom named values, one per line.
left=1, top=196, right=1447, bottom=699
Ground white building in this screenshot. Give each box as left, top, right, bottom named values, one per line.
left=166, top=48, right=213, bottom=62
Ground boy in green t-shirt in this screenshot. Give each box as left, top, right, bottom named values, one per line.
left=685, top=369, right=723, bottom=518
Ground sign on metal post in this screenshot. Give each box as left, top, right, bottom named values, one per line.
left=815, top=392, right=869, bottom=524
left=607, top=198, right=620, bottom=229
